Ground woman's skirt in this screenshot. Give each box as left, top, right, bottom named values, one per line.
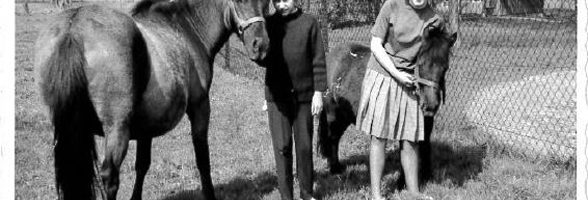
left=355, top=59, right=425, bottom=142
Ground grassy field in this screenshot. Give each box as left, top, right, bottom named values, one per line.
left=16, top=3, right=575, bottom=200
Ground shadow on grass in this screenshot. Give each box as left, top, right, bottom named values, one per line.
left=315, top=140, right=487, bottom=198
left=426, top=141, right=486, bottom=186
left=159, top=171, right=277, bottom=200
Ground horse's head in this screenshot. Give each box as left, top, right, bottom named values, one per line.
left=227, top=0, right=270, bottom=61
left=415, top=24, right=457, bottom=117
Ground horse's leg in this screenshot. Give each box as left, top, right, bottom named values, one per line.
left=419, top=116, right=435, bottom=183
left=187, top=99, right=216, bottom=200
left=130, top=137, right=153, bottom=200
left=94, top=62, right=135, bottom=200
left=100, top=123, right=131, bottom=200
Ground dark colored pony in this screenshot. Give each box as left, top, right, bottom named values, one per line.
left=317, top=25, right=457, bottom=176
left=34, top=0, right=269, bottom=199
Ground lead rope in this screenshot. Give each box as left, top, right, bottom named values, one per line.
left=414, top=64, right=424, bottom=110
left=95, top=160, right=107, bottom=200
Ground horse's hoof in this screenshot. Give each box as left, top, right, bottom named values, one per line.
left=329, top=163, right=346, bottom=174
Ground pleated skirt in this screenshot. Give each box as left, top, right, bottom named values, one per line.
left=355, top=60, right=425, bottom=142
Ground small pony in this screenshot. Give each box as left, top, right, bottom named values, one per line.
left=317, top=25, right=457, bottom=179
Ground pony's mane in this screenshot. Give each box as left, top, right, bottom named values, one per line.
left=418, top=27, right=452, bottom=66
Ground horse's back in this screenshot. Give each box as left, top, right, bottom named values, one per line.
left=326, top=43, right=370, bottom=85
left=35, top=5, right=141, bottom=77
left=324, top=43, right=371, bottom=124
left=35, top=5, right=147, bottom=133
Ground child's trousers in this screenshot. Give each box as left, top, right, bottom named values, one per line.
left=267, top=101, right=314, bottom=200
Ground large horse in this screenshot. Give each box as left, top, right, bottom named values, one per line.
left=34, top=0, right=269, bottom=199
left=317, top=25, right=456, bottom=179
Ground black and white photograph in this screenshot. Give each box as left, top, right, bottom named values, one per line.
left=2, top=0, right=586, bottom=199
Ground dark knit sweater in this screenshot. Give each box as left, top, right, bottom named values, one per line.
left=261, top=10, right=327, bottom=103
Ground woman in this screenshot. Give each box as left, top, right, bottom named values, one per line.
left=355, top=0, right=443, bottom=199
left=261, top=0, right=326, bottom=199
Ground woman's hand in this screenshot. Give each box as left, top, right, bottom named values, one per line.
left=311, top=91, right=323, bottom=115
left=394, top=71, right=416, bottom=88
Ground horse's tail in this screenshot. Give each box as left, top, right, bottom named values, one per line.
left=39, top=32, right=98, bottom=200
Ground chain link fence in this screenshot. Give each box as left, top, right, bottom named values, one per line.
left=23, top=0, right=574, bottom=162
left=221, top=0, right=576, bottom=162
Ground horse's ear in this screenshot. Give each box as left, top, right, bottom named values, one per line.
left=449, top=32, right=457, bottom=47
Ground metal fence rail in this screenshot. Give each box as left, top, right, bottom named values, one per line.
left=221, top=0, right=576, bottom=162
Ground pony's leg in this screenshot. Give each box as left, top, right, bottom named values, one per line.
left=187, top=100, right=216, bottom=200
left=100, top=123, right=131, bottom=200
left=327, top=120, right=349, bottom=174
left=318, top=103, right=347, bottom=175
left=419, top=116, right=435, bottom=183
left=130, top=137, right=153, bottom=200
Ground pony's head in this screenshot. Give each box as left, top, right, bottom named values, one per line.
left=227, top=0, right=270, bottom=61
left=415, top=24, right=457, bottom=117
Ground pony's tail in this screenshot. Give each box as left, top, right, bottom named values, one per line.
left=40, top=32, right=98, bottom=200
left=317, top=103, right=331, bottom=158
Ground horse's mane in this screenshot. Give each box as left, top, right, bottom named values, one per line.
left=132, top=0, right=192, bottom=16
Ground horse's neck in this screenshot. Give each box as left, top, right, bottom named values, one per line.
left=193, top=0, right=232, bottom=58
left=133, top=0, right=233, bottom=59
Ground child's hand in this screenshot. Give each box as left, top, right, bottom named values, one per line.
left=311, top=91, right=323, bottom=115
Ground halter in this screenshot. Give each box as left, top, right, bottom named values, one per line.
left=412, top=61, right=444, bottom=112
left=226, top=1, right=266, bottom=36
left=414, top=63, right=440, bottom=91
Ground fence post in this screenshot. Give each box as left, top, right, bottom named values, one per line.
left=319, top=0, right=329, bottom=52
left=448, top=0, right=461, bottom=48
left=225, top=38, right=231, bottom=70
left=23, top=0, right=31, bottom=15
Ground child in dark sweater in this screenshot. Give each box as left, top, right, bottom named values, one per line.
left=261, top=0, right=326, bottom=199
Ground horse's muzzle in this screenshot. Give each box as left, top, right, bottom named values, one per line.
left=248, top=37, right=268, bottom=61
left=423, top=110, right=436, bottom=117
left=420, top=102, right=439, bottom=117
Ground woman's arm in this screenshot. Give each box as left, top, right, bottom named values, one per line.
left=370, top=37, right=414, bottom=86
